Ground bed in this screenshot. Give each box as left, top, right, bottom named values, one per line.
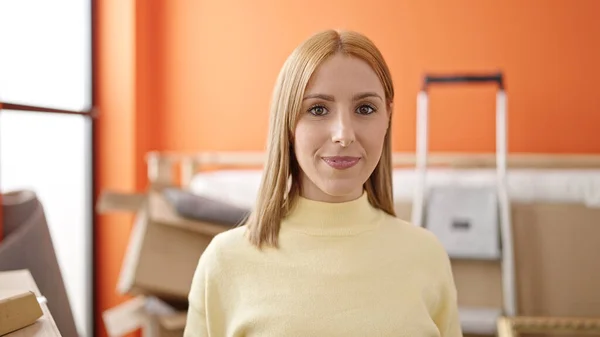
left=183, top=167, right=600, bottom=209
left=145, top=151, right=600, bottom=336
left=146, top=151, right=600, bottom=206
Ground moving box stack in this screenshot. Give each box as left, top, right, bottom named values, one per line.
left=97, top=187, right=249, bottom=337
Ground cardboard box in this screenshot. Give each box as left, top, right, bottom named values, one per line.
left=395, top=201, right=600, bottom=317
left=145, top=311, right=187, bottom=337
left=102, top=296, right=186, bottom=337
left=0, top=269, right=61, bottom=337
left=97, top=190, right=228, bottom=301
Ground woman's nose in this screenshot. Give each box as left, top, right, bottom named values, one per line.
left=331, top=113, right=356, bottom=147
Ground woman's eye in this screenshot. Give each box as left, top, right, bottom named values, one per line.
left=308, top=105, right=328, bottom=116
left=357, top=104, right=376, bottom=115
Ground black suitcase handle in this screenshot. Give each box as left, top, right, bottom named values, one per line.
left=421, top=72, right=504, bottom=90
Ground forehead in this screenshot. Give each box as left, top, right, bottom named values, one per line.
left=304, top=54, right=384, bottom=96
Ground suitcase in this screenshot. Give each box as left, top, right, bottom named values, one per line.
left=411, top=73, right=517, bottom=335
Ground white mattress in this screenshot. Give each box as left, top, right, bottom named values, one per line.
left=189, top=168, right=600, bottom=209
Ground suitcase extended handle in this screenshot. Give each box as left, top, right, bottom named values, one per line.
left=422, top=73, right=504, bottom=90
left=412, top=70, right=517, bottom=317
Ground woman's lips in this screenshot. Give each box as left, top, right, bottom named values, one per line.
left=322, top=156, right=361, bottom=170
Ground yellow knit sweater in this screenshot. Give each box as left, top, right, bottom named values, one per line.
left=184, top=192, right=463, bottom=337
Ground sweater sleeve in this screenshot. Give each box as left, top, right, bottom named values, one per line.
left=183, top=243, right=215, bottom=337
left=433, top=251, right=463, bottom=337
left=184, top=303, right=209, bottom=337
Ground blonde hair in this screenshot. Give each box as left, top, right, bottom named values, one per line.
left=245, top=29, right=396, bottom=248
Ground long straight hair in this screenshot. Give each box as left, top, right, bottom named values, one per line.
left=244, top=29, right=396, bottom=248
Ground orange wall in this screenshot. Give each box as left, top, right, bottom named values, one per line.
left=94, top=0, right=160, bottom=336
left=158, top=0, right=600, bottom=153
left=95, top=1, right=600, bottom=336
left=94, top=1, right=136, bottom=336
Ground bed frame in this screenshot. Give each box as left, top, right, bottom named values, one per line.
left=144, top=150, right=600, bottom=336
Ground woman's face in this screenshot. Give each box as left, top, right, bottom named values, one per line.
left=294, top=53, right=390, bottom=203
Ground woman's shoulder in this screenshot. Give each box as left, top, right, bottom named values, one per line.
left=197, top=225, right=256, bottom=268
left=204, top=225, right=251, bottom=255
left=380, top=213, right=450, bottom=262
left=212, top=225, right=250, bottom=246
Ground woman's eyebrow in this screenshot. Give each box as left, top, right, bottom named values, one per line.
left=353, top=92, right=383, bottom=101
left=303, top=93, right=334, bottom=101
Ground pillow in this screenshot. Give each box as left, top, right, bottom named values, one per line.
left=189, top=170, right=262, bottom=209
left=162, top=188, right=250, bottom=227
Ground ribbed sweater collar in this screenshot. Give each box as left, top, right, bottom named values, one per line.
left=281, top=191, right=383, bottom=236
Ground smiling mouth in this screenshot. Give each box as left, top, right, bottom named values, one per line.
left=322, top=156, right=361, bottom=170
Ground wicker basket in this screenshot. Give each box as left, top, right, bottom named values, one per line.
left=497, top=316, right=600, bottom=336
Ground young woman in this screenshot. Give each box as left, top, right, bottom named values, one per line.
left=184, top=29, right=462, bottom=337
